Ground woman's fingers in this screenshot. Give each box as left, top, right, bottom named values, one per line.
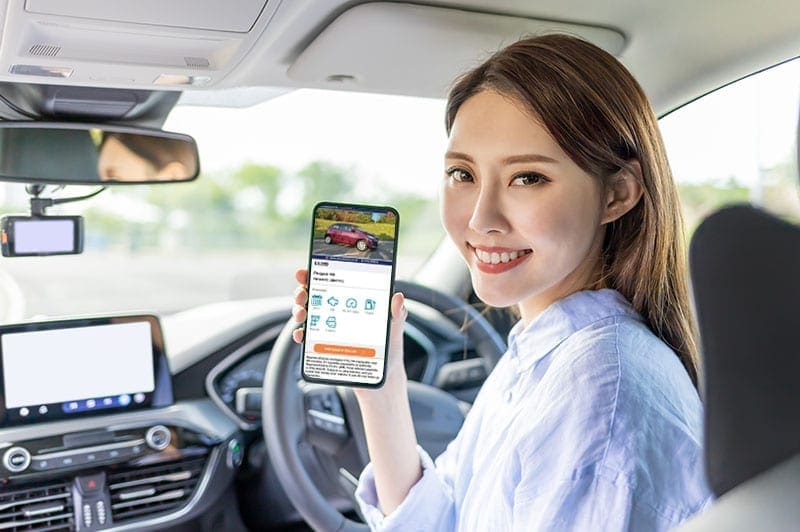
left=292, top=304, right=307, bottom=324
left=293, top=284, right=308, bottom=306
left=294, top=268, right=308, bottom=285
left=292, top=327, right=304, bottom=344
left=388, top=292, right=407, bottom=355
left=391, top=292, right=407, bottom=320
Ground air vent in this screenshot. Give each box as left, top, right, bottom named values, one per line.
left=107, top=456, right=207, bottom=523
left=184, top=56, right=210, bottom=69
left=0, top=481, right=74, bottom=531
left=29, top=44, right=61, bottom=57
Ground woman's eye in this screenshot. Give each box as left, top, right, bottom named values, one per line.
left=446, top=168, right=474, bottom=183
left=510, top=173, right=547, bottom=186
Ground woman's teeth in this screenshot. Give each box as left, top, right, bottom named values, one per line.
left=474, top=248, right=531, bottom=264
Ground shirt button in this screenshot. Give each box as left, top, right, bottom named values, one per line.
left=504, top=390, right=513, bottom=402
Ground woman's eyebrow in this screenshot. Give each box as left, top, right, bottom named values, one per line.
left=502, top=153, right=559, bottom=165
left=444, top=151, right=559, bottom=165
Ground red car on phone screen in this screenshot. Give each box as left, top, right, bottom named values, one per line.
left=324, top=223, right=379, bottom=251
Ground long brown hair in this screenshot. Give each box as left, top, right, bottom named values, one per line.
left=445, top=34, right=699, bottom=386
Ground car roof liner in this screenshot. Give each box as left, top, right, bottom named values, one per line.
left=0, top=82, right=179, bottom=128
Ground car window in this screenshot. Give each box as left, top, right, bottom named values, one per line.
left=661, top=58, right=799, bottom=234
left=0, top=90, right=447, bottom=319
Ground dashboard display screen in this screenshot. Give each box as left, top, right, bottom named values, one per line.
left=0, top=315, right=172, bottom=426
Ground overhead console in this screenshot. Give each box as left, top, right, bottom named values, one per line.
left=0, top=0, right=281, bottom=89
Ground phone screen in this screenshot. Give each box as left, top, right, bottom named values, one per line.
left=302, top=202, right=398, bottom=387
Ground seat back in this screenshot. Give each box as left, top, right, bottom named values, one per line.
left=689, top=204, right=800, bottom=496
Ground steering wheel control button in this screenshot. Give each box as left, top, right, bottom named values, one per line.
left=146, top=425, right=171, bottom=451
left=3, top=446, right=31, bottom=473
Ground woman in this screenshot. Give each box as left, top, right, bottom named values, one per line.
left=293, top=34, right=711, bottom=530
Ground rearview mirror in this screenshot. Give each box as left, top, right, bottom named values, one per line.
left=0, top=123, right=200, bottom=185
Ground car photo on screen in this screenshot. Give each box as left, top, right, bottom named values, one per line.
left=312, top=206, right=397, bottom=263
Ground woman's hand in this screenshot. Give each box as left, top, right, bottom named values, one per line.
left=292, top=268, right=421, bottom=514
left=291, top=268, right=409, bottom=398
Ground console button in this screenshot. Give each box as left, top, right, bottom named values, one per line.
left=77, top=473, right=105, bottom=495
left=96, top=501, right=107, bottom=525
left=82, top=504, right=92, bottom=527
left=3, top=447, right=30, bottom=473
left=31, top=458, right=55, bottom=471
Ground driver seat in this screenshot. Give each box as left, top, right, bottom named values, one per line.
left=678, top=113, right=800, bottom=530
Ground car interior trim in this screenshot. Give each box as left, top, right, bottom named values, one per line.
left=0, top=399, right=238, bottom=444
left=105, top=443, right=223, bottom=531
left=205, top=323, right=286, bottom=431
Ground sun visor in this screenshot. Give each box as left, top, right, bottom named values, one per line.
left=288, top=3, right=626, bottom=98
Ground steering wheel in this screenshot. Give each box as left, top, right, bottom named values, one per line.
left=262, top=280, right=506, bottom=531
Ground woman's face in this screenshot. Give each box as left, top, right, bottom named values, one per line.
left=441, top=90, right=608, bottom=322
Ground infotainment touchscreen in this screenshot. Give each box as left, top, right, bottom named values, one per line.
left=0, top=315, right=173, bottom=426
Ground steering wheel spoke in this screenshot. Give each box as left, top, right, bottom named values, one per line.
left=303, top=383, right=351, bottom=454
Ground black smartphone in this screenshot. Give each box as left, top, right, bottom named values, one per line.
left=301, top=202, right=399, bottom=388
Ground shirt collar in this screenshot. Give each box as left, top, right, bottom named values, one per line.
left=506, top=288, right=643, bottom=372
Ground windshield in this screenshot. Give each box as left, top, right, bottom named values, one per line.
left=0, top=90, right=446, bottom=320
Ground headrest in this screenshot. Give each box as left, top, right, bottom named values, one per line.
left=690, top=204, right=800, bottom=496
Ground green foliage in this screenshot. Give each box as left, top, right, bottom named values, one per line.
left=80, top=160, right=418, bottom=253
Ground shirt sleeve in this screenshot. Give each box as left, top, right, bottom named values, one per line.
left=354, top=443, right=457, bottom=531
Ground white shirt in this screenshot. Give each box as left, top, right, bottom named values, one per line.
left=355, top=288, right=713, bottom=531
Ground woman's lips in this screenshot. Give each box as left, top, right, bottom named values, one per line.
left=470, top=245, right=533, bottom=274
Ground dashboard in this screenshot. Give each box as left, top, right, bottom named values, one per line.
left=0, top=297, right=490, bottom=531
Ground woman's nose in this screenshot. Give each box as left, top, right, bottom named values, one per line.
left=468, top=186, right=510, bottom=235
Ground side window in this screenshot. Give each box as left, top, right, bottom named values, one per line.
left=660, top=58, right=799, bottom=235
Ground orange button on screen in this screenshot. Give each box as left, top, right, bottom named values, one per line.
left=314, top=343, right=376, bottom=357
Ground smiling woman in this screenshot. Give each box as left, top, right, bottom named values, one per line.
left=338, top=33, right=712, bottom=532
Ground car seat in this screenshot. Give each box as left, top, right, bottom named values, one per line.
left=677, top=108, right=800, bottom=530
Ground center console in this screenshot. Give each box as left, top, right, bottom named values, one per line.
left=0, top=316, right=242, bottom=531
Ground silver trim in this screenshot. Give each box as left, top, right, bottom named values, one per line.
left=0, top=491, right=68, bottom=512
left=2, top=446, right=30, bottom=472
left=205, top=324, right=284, bottom=431
left=112, top=489, right=185, bottom=510
left=338, top=467, right=358, bottom=489
left=23, top=504, right=64, bottom=517
left=308, top=410, right=345, bottom=425
left=118, top=488, right=156, bottom=501
left=110, top=470, right=192, bottom=490
left=0, top=511, right=72, bottom=530
left=32, top=439, right=145, bottom=461
left=104, top=444, right=221, bottom=531
left=235, top=387, right=262, bottom=415
left=145, top=426, right=171, bottom=451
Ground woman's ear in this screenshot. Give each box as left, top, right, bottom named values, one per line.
left=601, top=160, right=644, bottom=225
left=155, top=161, right=190, bottom=181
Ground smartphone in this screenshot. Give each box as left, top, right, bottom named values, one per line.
left=301, top=202, right=399, bottom=388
